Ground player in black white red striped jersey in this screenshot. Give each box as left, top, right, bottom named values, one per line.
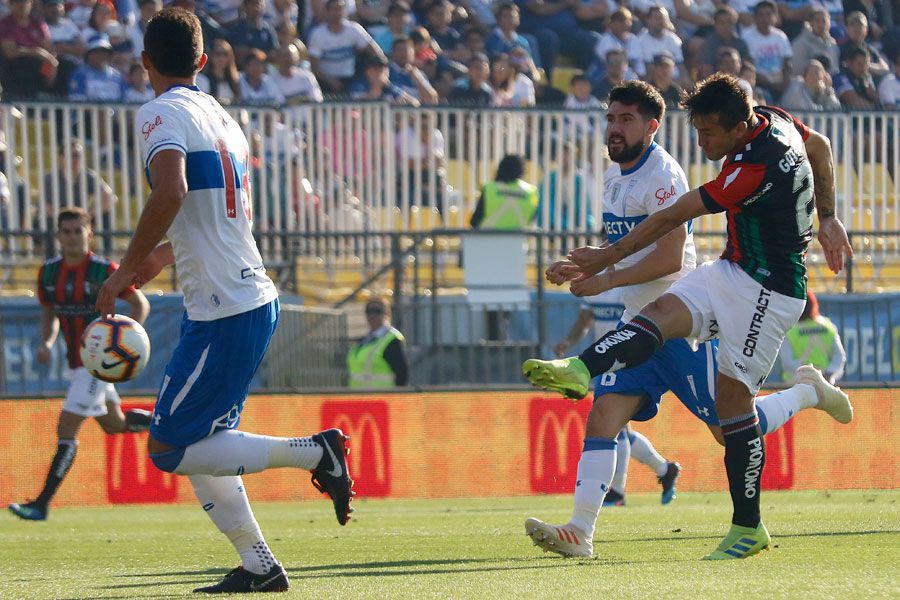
left=8, top=207, right=150, bottom=521
left=524, top=74, right=854, bottom=559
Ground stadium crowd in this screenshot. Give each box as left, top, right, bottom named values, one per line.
left=0, top=0, right=898, bottom=109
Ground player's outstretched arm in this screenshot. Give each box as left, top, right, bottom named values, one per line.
left=96, top=150, right=186, bottom=315
left=568, top=190, right=706, bottom=276
left=805, top=129, right=852, bottom=273
left=122, top=289, right=150, bottom=325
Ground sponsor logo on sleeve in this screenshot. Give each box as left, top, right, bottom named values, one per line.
left=141, top=115, right=163, bottom=140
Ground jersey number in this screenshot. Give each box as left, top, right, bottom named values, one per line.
left=215, top=138, right=252, bottom=221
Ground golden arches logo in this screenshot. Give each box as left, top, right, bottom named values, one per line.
left=330, top=413, right=388, bottom=484
left=533, top=409, right=585, bottom=478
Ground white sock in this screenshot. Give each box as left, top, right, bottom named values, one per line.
left=570, top=437, right=616, bottom=539
left=610, top=428, right=630, bottom=495
left=176, top=430, right=324, bottom=476
left=756, top=383, right=817, bottom=435
left=189, top=474, right=278, bottom=575
left=628, top=430, right=668, bottom=477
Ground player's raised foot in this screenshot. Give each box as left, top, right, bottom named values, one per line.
left=659, top=461, right=681, bottom=505
left=311, top=428, right=355, bottom=525
left=8, top=501, right=47, bottom=521
left=702, top=522, right=770, bottom=560
left=794, top=365, right=853, bottom=424
left=602, top=489, right=625, bottom=507
left=193, top=564, right=289, bottom=594
left=524, top=517, right=593, bottom=558
left=522, top=357, right=590, bottom=400
left=124, top=408, right=153, bottom=432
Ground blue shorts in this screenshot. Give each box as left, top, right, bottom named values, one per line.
left=150, top=299, right=279, bottom=447
left=594, top=336, right=719, bottom=426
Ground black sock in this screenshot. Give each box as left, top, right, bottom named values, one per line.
left=577, top=315, right=664, bottom=377
left=35, top=440, right=78, bottom=508
left=721, top=412, right=764, bottom=528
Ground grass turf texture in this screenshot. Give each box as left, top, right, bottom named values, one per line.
left=3, top=490, right=898, bottom=599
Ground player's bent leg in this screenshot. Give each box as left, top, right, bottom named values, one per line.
left=794, top=365, right=853, bottom=424
left=189, top=474, right=290, bottom=593
left=525, top=394, right=642, bottom=558
left=522, top=295, right=696, bottom=398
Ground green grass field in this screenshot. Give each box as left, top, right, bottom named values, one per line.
left=3, top=490, right=898, bottom=599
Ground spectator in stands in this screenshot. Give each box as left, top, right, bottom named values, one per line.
left=390, top=36, right=439, bottom=104
left=350, top=54, right=418, bottom=103
left=69, top=36, right=123, bottom=102
left=791, top=7, right=840, bottom=76
left=69, top=0, right=99, bottom=30
left=490, top=52, right=535, bottom=107
left=356, top=0, right=392, bottom=28
left=778, top=290, right=846, bottom=385
left=698, top=6, right=751, bottom=79
left=410, top=25, right=461, bottom=100
left=775, top=0, right=816, bottom=40
left=197, top=38, right=241, bottom=105
left=843, top=0, right=888, bottom=43
left=395, top=113, right=446, bottom=212
left=644, top=51, right=683, bottom=108
left=572, top=0, right=611, bottom=33
left=536, top=141, right=593, bottom=231
left=123, top=62, right=154, bottom=103
left=462, top=0, right=497, bottom=31
left=80, top=2, right=115, bottom=45
left=834, top=43, right=881, bottom=109
left=426, top=0, right=466, bottom=61
left=0, top=0, right=58, bottom=99
left=630, top=6, right=684, bottom=80
left=308, top=0, right=384, bottom=94
left=171, top=0, right=227, bottom=53
left=205, top=0, right=243, bottom=25
left=42, top=0, right=83, bottom=96
left=272, top=42, right=324, bottom=103
left=264, top=0, right=299, bottom=31
left=740, top=61, right=769, bottom=105
left=716, top=47, right=761, bottom=103
left=228, top=0, right=279, bottom=67
left=42, top=140, right=117, bottom=252
left=780, top=58, right=841, bottom=110
left=470, top=153, right=537, bottom=229
left=372, top=1, right=412, bottom=54
left=486, top=3, right=536, bottom=65
left=564, top=73, right=601, bottom=109
left=593, top=8, right=636, bottom=75
left=841, top=12, right=890, bottom=79
left=239, top=48, right=286, bottom=105
left=878, top=52, right=900, bottom=109
left=592, top=48, right=629, bottom=104
left=510, top=46, right=540, bottom=84
left=741, top=0, right=793, bottom=97
left=516, top=0, right=601, bottom=73
left=448, top=52, right=493, bottom=105
left=347, top=298, right=408, bottom=388
left=461, top=26, right=488, bottom=64
left=127, top=0, right=161, bottom=60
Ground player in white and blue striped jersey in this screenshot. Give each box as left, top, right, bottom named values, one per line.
left=96, top=9, right=354, bottom=593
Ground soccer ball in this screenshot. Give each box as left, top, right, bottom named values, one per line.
left=80, top=315, right=151, bottom=383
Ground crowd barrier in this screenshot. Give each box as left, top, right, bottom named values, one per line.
left=1, top=389, right=895, bottom=508
left=1, top=103, right=898, bottom=265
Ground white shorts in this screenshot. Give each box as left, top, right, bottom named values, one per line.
left=63, top=368, right=121, bottom=418
left=666, top=259, right=806, bottom=395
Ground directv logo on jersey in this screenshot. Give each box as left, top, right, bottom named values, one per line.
left=743, top=288, right=772, bottom=357
left=594, top=329, right=636, bottom=354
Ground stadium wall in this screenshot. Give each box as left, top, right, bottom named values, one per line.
left=1, top=390, right=896, bottom=508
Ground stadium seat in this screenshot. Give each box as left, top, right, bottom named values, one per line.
left=551, top=67, right=582, bottom=95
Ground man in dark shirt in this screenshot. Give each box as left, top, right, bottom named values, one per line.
left=699, top=7, right=752, bottom=78
left=227, top=0, right=279, bottom=67
left=834, top=43, right=880, bottom=109
left=644, top=52, right=683, bottom=108
left=0, top=0, right=59, bottom=98
left=448, top=52, right=493, bottom=105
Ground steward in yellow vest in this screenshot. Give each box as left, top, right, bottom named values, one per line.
left=778, top=291, right=846, bottom=384
left=347, top=300, right=408, bottom=388
left=470, top=154, right=538, bottom=230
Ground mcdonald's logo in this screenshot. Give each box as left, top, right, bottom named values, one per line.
left=105, top=402, right=178, bottom=504
left=761, top=419, right=794, bottom=490
left=321, top=400, right=391, bottom=498
left=529, top=397, right=591, bottom=494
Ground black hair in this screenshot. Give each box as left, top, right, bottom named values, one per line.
left=753, top=0, right=776, bottom=15
left=143, top=8, right=203, bottom=77
left=608, top=80, right=665, bottom=122
left=680, top=73, right=752, bottom=131
left=495, top=154, right=525, bottom=182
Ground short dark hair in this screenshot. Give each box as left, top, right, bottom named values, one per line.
left=143, top=8, right=203, bottom=77
left=387, top=1, right=410, bottom=15
left=495, top=154, right=525, bottom=182
left=57, top=206, right=92, bottom=229
left=496, top=1, right=518, bottom=17
left=680, top=73, right=752, bottom=131
left=608, top=80, right=665, bottom=122
left=753, top=0, right=776, bottom=15
left=570, top=73, right=590, bottom=86
left=842, top=43, right=868, bottom=62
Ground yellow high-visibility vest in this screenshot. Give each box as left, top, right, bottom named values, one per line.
left=481, top=180, right=538, bottom=229
left=783, top=316, right=838, bottom=379
left=347, top=327, right=405, bottom=388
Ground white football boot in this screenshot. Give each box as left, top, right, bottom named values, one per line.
left=524, top=517, right=593, bottom=558
left=794, top=364, right=853, bottom=424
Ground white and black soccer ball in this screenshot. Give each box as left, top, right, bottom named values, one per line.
left=80, top=315, right=151, bottom=383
